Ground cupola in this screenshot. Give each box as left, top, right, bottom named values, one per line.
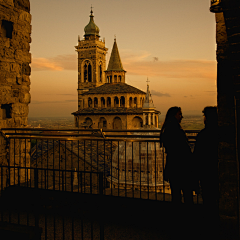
left=84, top=9, right=100, bottom=39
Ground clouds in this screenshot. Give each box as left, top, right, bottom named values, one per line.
left=31, top=50, right=217, bottom=82
left=31, top=54, right=77, bottom=71
left=151, top=90, right=170, bottom=97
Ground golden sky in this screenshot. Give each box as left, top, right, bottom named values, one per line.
left=29, top=0, right=217, bottom=117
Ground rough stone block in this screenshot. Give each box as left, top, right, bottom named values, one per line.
left=13, top=0, right=30, bottom=13
left=0, top=0, right=14, bottom=7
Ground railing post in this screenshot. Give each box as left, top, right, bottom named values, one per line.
left=34, top=168, right=38, bottom=189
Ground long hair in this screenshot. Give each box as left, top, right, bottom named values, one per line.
left=160, top=106, right=181, bottom=146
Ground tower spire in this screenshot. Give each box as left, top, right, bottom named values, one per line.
left=90, top=5, right=93, bottom=16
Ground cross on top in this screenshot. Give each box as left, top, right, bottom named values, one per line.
left=146, top=78, right=150, bottom=84
left=90, top=5, right=93, bottom=15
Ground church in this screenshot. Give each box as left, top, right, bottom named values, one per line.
left=72, top=9, right=160, bottom=129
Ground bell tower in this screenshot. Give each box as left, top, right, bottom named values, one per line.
left=75, top=8, right=108, bottom=109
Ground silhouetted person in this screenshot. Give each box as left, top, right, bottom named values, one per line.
left=160, top=107, right=193, bottom=204
left=194, top=106, right=218, bottom=214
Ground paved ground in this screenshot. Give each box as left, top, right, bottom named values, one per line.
left=0, top=187, right=233, bottom=240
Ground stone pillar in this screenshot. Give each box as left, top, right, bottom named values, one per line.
left=148, top=113, right=151, bottom=126
left=153, top=113, right=155, bottom=125
left=137, top=97, right=141, bottom=108
left=98, top=97, right=101, bottom=108
left=111, top=97, right=114, bottom=108
left=143, top=113, right=146, bottom=125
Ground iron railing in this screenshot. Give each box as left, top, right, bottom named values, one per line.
left=0, top=128, right=201, bottom=240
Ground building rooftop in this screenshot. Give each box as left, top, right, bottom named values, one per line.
left=81, top=83, right=145, bottom=95
left=106, top=39, right=125, bottom=72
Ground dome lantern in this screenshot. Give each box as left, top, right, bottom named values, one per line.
left=84, top=8, right=100, bottom=38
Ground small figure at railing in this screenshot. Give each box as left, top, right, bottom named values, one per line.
left=160, top=106, right=194, bottom=204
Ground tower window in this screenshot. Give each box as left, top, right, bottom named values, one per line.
left=83, top=61, right=92, bottom=82
left=1, top=20, right=13, bottom=39
left=1, top=104, right=12, bottom=119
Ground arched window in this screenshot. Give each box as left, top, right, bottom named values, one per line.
left=114, top=75, right=117, bottom=83
left=85, top=117, right=93, bottom=128
left=110, top=76, right=112, bottom=83
left=119, top=76, right=121, bottom=82
left=83, top=61, right=92, bottom=82
left=129, top=97, right=133, bottom=107
left=114, top=97, right=119, bottom=107
left=107, top=76, right=109, bottom=83
left=101, top=97, right=105, bottom=108
left=120, top=96, right=125, bottom=107
left=98, top=117, right=107, bottom=129
left=107, top=97, right=111, bottom=107
left=88, top=97, right=92, bottom=108
left=113, top=117, right=122, bottom=130
left=132, top=117, right=143, bottom=129
left=99, top=64, right=102, bottom=82
left=94, top=97, right=98, bottom=108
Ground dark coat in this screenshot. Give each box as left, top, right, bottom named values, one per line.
left=193, top=126, right=218, bottom=186
left=161, top=119, right=192, bottom=184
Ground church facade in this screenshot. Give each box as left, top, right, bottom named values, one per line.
left=72, top=10, right=160, bottom=130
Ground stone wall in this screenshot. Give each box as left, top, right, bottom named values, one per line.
left=0, top=0, right=31, bottom=129
left=0, top=0, right=31, bottom=188
left=216, top=0, right=240, bottom=237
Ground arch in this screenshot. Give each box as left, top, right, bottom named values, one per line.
left=98, top=117, right=107, bottom=129
left=85, top=117, right=93, bottom=128
left=107, top=97, right=111, bottom=107
left=94, top=97, right=98, bottom=108
left=99, top=64, right=102, bottom=82
left=129, top=97, right=133, bottom=107
left=134, top=97, right=137, bottom=108
left=83, top=60, right=92, bottom=82
left=107, top=76, right=109, bottom=83
left=113, top=117, right=122, bottom=130
left=114, top=97, right=119, bottom=107
left=151, top=113, right=153, bottom=125
left=119, top=76, right=121, bottom=82
left=132, top=116, right=143, bottom=129
left=101, top=97, right=105, bottom=108
left=120, top=96, right=125, bottom=107
left=88, top=97, right=92, bottom=108
left=110, top=76, right=112, bottom=83
left=114, top=75, right=117, bottom=83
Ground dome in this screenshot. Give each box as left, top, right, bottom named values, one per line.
left=84, top=10, right=100, bottom=37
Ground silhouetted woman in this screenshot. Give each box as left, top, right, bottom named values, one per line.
left=160, top=107, right=193, bottom=204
